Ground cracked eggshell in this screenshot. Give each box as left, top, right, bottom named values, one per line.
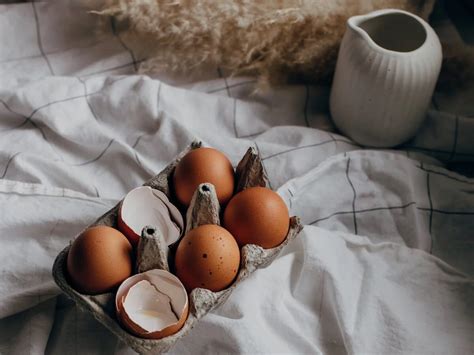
left=116, top=270, right=189, bottom=340
left=118, top=186, right=184, bottom=247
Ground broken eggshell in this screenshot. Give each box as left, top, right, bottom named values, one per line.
left=118, top=186, right=184, bottom=247
left=116, top=270, right=189, bottom=340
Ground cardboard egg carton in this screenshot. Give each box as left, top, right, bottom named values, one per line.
left=52, top=141, right=303, bottom=354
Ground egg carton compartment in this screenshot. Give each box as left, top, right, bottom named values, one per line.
left=52, top=141, right=303, bottom=354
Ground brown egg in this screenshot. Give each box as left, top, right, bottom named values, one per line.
left=174, top=225, right=240, bottom=292
left=173, top=147, right=234, bottom=206
left=67, top=226, right=133, bottom=294
left=223, top=187, right=290, bottom=249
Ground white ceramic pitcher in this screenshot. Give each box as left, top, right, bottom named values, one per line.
left=329, top=9, right=442, bottom=147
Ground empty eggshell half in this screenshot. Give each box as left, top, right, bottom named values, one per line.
left=118, top=186, right=184, bottom=246
left=116, top=270, right=189, bottom=339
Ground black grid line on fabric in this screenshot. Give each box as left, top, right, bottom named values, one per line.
left=134, top=150, right=144, bottom=170
left=93, top=185, right=100, bottom=198
left=110, top=17, right=138, bottom=71
left=206, top=80, right=257, bottom=94
left=4, top=76, right=129, bottom=124
left=133, top=149, right=154, bottom=176
left=28, top=91, right=102, bottom=122
left=0, top=53, right=43, bottom=64
left=405, top=146, right=474, bottom=158
left=1, top=152, right=21, bottom=179
left=1, top=77, right=128, bottom=134
left=417, top=207, right=474, bottom=215
left=32, top=2, right=54, bottom=75
left=27, top=116, right=49, bottom=143
left=0, top=118, right=29, bottom=132
left=288, top=188, right=294, bottom=209
left=80, top=60, right=145, bottom=78
left=157, top=82, right=162, bottom=111
left=318, top=269, right=326, bottom=317
left=253, top=141, right=273, bottom=190
left=261, top=139, right=360, bottom=161
left=131, top=133, right=150, bottom=172
left=6, top=113, right=111, bottom=167
left=233, top=99, right=238, bottom=137
left=0, top=99, right=65, bottom=160
left=0, top=99, right=26, bottom=118
left=217, top=67, right=232, bottom=98
left=25, top=118, right=63, bottom=160
left=0, top=100, right=30, bottom=131
left=77, top=77, right=100, bottom=121
left=303, top=84, right=310, bottom=127
left=0, top=77, right=129, bottom=166
left=345, top=158, right=358, bottom=234
left=425, top=171, right=434, bottom=253
left=310, top=201, right=474, bottom=226
left=310, top=202, right=419, bottom=225
left=132, top=134, right=144, bottom=149
left=237, top=129, right=267, bottom=139
left=71, top=139, right=115, bottom=167
left=0, top=39, right=107, bottom=65
left=417, top=163, right=474, bottom=185
left=0, top=188, right=112, bottom=207
left=448, top=115, right=459, bottom=161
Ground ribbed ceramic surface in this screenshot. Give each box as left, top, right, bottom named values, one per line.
left=330, top=10, right=442, bottom=147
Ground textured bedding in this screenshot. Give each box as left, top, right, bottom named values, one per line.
left=0, top=2, right=473, bottom=354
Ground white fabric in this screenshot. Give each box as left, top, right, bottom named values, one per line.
left=0, top=2, right=473, bottom=354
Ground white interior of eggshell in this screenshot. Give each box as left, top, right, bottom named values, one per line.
left=117, top=270, right=188, bottom=333
left=124, top=281, right=178, bottom=332
left=121, top=186, right=183, bottom=245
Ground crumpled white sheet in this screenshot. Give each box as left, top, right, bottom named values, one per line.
left=0, top=2, right=473, bottom=354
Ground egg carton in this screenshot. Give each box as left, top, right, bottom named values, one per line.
left=52, top=141, right=303, bottom=354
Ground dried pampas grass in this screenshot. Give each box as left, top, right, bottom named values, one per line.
left=93, top=0, right=435, bottom=85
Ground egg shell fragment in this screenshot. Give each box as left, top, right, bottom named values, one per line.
left=116, top=270, right=189, bottom=340
left=118, top=186, right=183, bottom=247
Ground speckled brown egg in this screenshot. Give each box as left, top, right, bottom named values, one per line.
left=173, top=147, right=235, bottom=207
left=67, top=226, right=133, bottom=294
left=174, top=225, right=240, bottom=292
left=223, top=187, right=289, bottom=249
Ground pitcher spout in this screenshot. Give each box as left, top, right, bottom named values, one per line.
left=347, top=8, right=429, bottom=54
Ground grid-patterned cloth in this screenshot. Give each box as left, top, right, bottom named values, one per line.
left=0, top=2, right=473, bottom=354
